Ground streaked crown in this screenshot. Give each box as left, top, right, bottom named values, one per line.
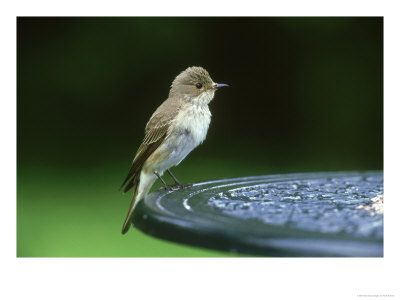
left=169, top=66, right=215, bottom=100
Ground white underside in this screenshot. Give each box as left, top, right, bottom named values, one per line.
left=163, top=103, right=211, bottom=167
left=134, top=92, right=214, bottom=206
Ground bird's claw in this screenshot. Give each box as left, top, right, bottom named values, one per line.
left=160, top=183, right=193, bottom=191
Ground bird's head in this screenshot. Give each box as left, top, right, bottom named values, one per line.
left=169, top=66, right=228, bottom=105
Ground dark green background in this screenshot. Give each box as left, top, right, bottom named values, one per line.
left=17, top=17, right=383, bottom=257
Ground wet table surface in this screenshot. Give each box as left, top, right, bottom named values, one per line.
left=132, top=171, right=383, bottom=257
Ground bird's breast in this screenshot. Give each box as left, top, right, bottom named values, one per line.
left=172, top=103, right=211, bottom=146
left=149, top=103, right=211, bottom=171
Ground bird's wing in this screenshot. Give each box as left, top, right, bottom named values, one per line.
left=120, top=98, right=182, bottom=193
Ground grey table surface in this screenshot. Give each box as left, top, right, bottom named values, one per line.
left=132, top=171, right=383, bottom=257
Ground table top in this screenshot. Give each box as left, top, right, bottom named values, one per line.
left=131, top=171, right=383, bottom=257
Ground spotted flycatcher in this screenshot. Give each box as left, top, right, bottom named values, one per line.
left=120, top=66, right=228, bottom=234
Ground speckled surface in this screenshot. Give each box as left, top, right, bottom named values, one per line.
left=133, top=171, right=383, bottom=256
left=209, top=174, right=383, bottom=239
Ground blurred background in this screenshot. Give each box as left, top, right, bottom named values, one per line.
left=17, top=17, right=383, bottom=257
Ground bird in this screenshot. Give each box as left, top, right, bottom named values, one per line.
left=120, top=66, right=228, bottom=234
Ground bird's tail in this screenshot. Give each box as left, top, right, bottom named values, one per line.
left=121, top=172, right=156, bottom=234
left=121, top=178, right=140, bottom=234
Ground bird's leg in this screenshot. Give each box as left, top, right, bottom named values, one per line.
left=166, top=169, right=192, bottom=189
left=154, top=170, right=180, bottom=191
left=166, top=169, right=183, bottom=188
left=154, top=170, right=172, bottom=190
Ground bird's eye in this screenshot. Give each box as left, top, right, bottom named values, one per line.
left=195, top=83, right=202, bottom=89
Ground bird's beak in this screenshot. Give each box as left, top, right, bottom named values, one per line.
left=213, top=83, right=229, bottom=89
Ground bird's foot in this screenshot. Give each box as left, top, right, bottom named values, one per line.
left=160, top=183, right=193, bottom=191
left=182, top=183, right=193, bottom=189
left=161, top=184, right=179, bottom=191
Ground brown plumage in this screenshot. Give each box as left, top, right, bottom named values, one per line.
left=120, top=97, right=184, bottom=194
left=120, top=66, right=228, bottom=234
